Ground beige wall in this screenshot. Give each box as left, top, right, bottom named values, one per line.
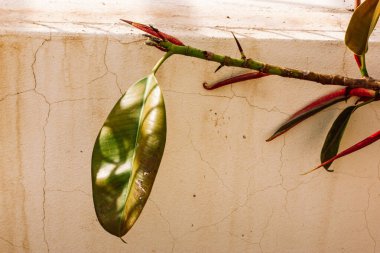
left=1, top=1, right=380, bottom=252
left=1, top=32, right=380, bottom=253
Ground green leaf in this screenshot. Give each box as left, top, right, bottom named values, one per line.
left=92, top=74, right=166, bottom=237
left=320, top=97, right=375, bottom=170
left=345, top=0, right=380, bottom=55
left=312, top=130, right=380, bottom=172
left=320, top=106, right=356, bottom=170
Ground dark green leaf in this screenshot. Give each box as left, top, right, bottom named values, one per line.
left=312, top=130, right=380, bottom=172
left=320, top=106, right=356, bottom=170
left=92, top=74, right=166, bottom=237
left=345, top=0, right=380, bottom=55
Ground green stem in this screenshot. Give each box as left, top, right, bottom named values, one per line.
left=152, top=52, right=173, bottom=74
left=359, top=54, right=369, bottom=77
left=146, top=38, right=380, bottom=90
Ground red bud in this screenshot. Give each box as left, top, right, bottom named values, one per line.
left=121, top=19, right=185, bottom=46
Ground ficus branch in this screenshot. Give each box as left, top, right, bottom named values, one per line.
left=145, top=36, right=380, bottom=91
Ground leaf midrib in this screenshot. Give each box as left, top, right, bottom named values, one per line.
left=118, top=74, right=155, bottom=233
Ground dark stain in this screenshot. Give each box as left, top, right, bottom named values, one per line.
left=0, top=36, right=31, bottom=249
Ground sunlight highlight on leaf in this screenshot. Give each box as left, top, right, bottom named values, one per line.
left=92, top=74, right=166, bottom=237
left=345, top=0, right=380, bottom=55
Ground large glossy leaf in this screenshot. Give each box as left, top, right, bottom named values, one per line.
left=92, top=74, right=166, bottom=237
left=320, top=106, right=357, bottom=170
left=345, top=0, right=380, bottom=55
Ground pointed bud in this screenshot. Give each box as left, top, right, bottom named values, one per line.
left=121, top=19, right=185, bottom=46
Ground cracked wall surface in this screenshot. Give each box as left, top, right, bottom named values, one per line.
left=1, top=24, right=380, bottom=253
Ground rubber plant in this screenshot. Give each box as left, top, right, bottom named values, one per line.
left=92, top=0, right=380, bottom=240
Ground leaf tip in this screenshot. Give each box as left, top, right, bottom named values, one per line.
left=202, top=82, right=213, bottom=90
left=120, top=19, right=133, bottom=25
left=266, top=131, right=283, bottom=142
left=301, top=165, right=322, bottom=175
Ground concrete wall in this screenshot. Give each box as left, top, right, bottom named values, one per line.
left=1, top=1, right=380, bottom=253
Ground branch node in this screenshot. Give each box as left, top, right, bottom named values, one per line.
left=375, top=90, right=380, bottom=100
left=203, top=51, right=214, bottom=60
left=143, top=34, right=162, bottom=43
left=144, top=40, right=168, bottom=52
left=260, top=64, right=271, bottom=74
left=242, top=58, right=250, bottom=68
left=344, top=87, right=352, bottom=101
left=223, top=56, right=232, bottom=66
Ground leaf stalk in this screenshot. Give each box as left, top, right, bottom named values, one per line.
left=152, top=52, right=173, bottom=74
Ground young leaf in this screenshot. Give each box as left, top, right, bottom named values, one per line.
left=320, top=106, right=357, bottom=170
left=92, top=74, right=166, bottom=237
left=266, top=87, right=377, bottom=142
left=266, top=88, right=348, bottom=141
left=345, top=0, right=380, bottom=55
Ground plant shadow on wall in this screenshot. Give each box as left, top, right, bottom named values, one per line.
left=91, top=0, right=380, bottom=240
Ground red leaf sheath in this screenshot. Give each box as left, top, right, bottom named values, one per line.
left=291, top=88, right=345, bottom=119
left=121, top=19, right=185, bottom=46
left=204, top=72, right=268, bottom=90
left=354, top=54, right=362, bottom=69
left=350, top=88, right=376, bottom=98
left=267, top=88, right=376, bottom=142
left=291, top=88, right=375, bottom=119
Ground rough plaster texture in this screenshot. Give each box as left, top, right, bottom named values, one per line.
left=1, top=1, right=380, bottom=253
